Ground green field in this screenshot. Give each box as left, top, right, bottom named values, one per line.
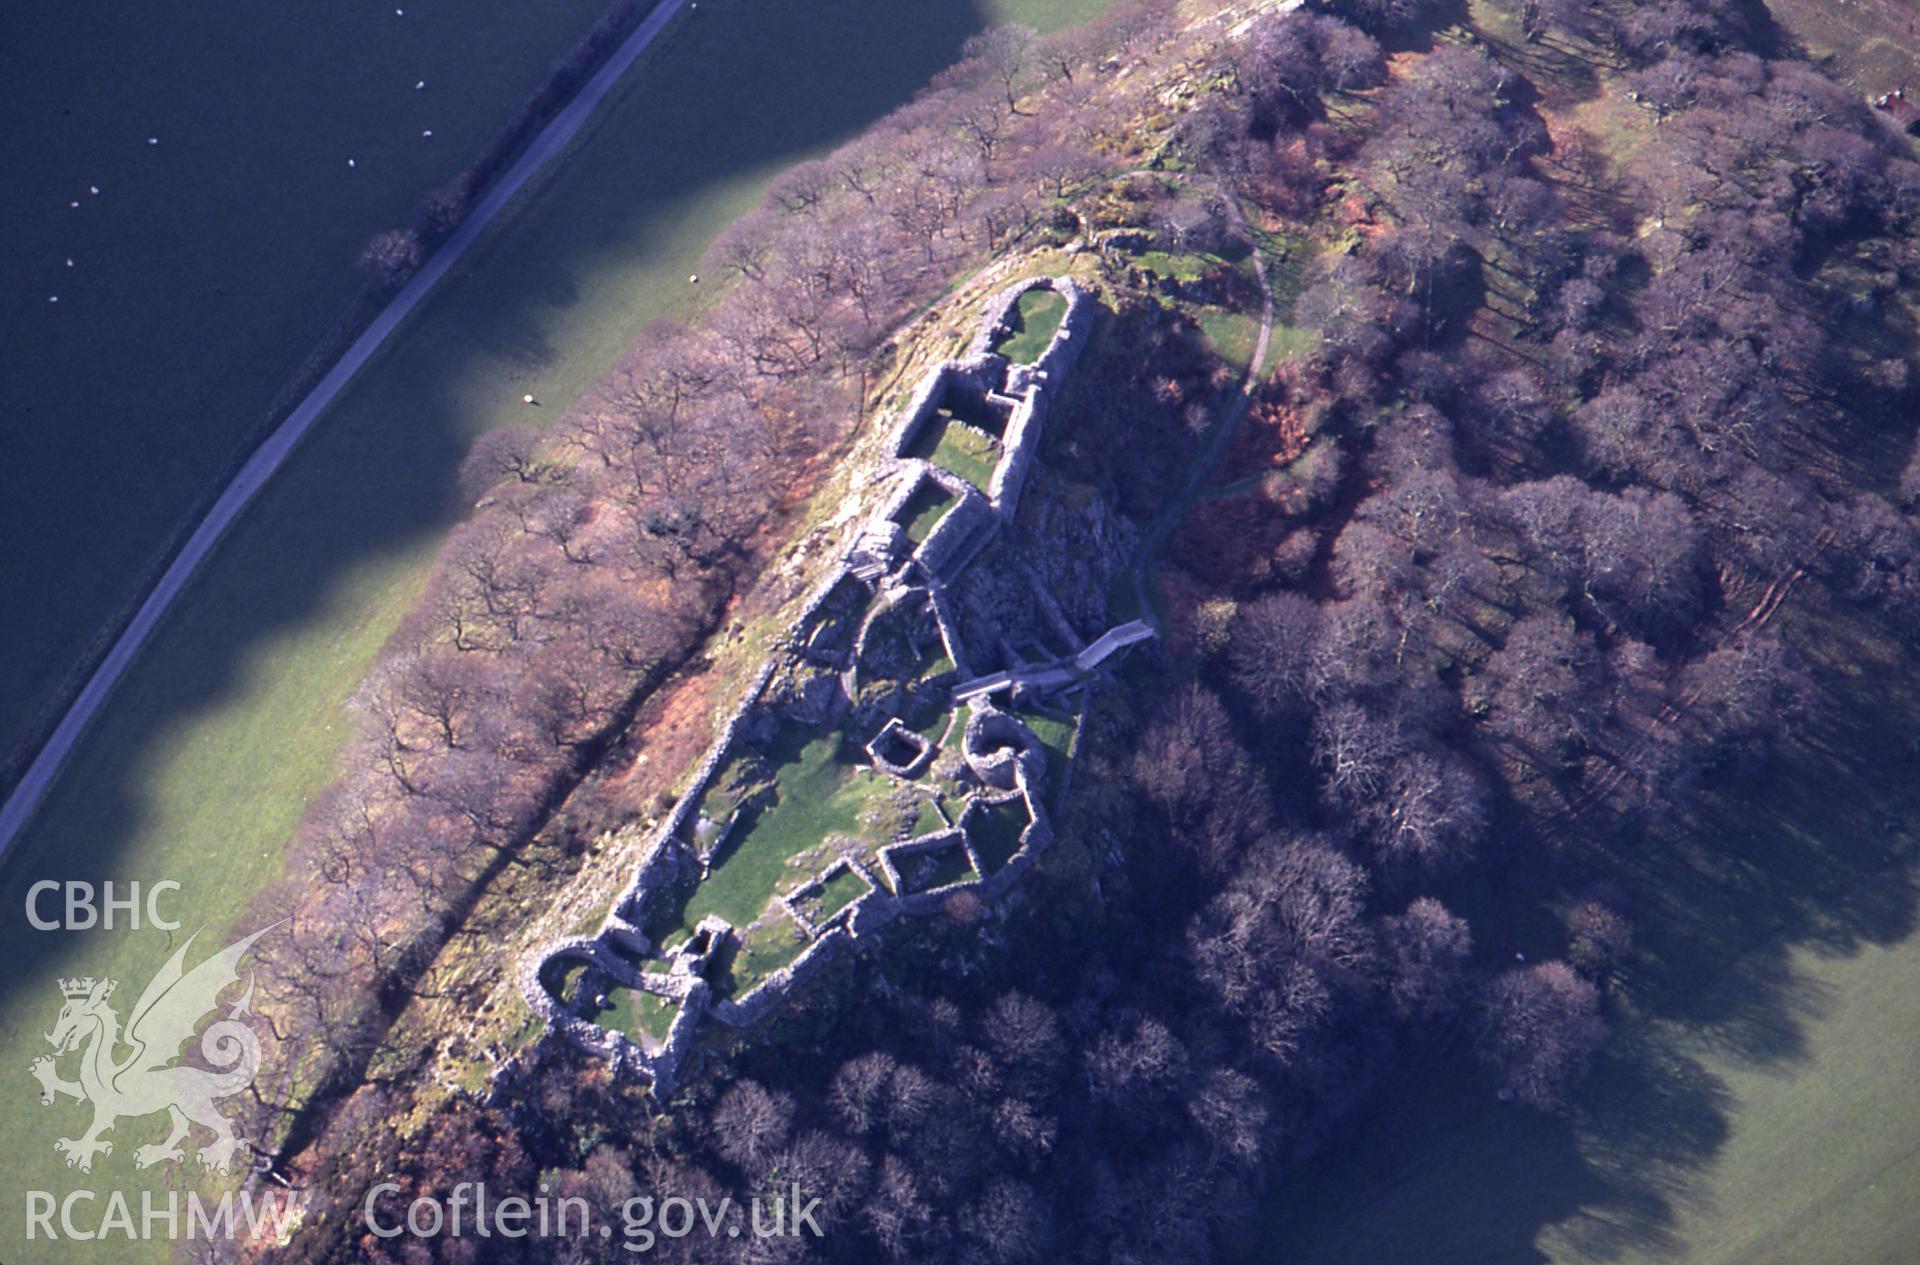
left=815, top=865, right=872, bottom=921
left=0, top=0, right=1114, bottom=1257
left=724, top=919, right=811, bottom=996
left=1017, top=707, right=1076, bottom=808
left=0, top=0, right=620, bottom=780
left=1257, top=613, right=1920, bottom=1265
left=599, top=982, right=678, bottom=1044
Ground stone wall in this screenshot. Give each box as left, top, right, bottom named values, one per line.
left=648, top=980, right=711, bottom=1096
left=925, top=578, right=973, bottom=678
left=962, top=704, right=1043, bottom=790
left=866, top=717, right=936, bottom=779
left=708, top=927, right=850, bottom=1028
left=878, top=827, right=977, bottom=895
left=915, top=485, right=997, bottom=579
left=983, top=278, right=1095, bottom=521
left=515, top=940, right=631, bottom=1066
left=875, top=467, right=930, bottom=522
left=976, top=756, right=1057, bottom=903
left=1033, top=278, right=1095, bottom=383
left=987, top=387, right=1046, bottom=521
left=888, top=357, right=993, bottom=457
left=1027, top=572, right=1087, bottom=654
left=888, top=369, right=951, bottom=459
left=787, top=568, right=870, bottom=663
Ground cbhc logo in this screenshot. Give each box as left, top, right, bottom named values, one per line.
left=25, top=880, right=182, bottom=930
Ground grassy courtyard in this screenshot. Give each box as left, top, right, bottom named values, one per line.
left=598, top=983, right=678, bottom=1045
left=908, top=412, right=1004, bottom=490
left=0, top=2, right=1117, bottom=1258
left=814, top=865, right=873, bottom=921
left=994, top=287, right=1070, bottom=364
left=722, top=920, right=811, bottom=996
left=676, top=726, right=892, bottom=934
left=899, top=481, right=958, bottom=544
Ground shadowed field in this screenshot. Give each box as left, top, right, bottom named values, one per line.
left=0, top=0, right=617, bottom=780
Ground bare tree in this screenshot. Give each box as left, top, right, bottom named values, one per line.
left=1379, top=897, right=1473, bottom=1021
left=962, top=24, right=1039, bottom=113
left=1477, top=961, right=1607, bottom=1111
left=458, top=425, right=545, bottom=501
left=1230, top=591, right=1324, bottom=714
left=357, top=228, right=423, bottom=287
left=707, top=1080, right=794, bottom=1175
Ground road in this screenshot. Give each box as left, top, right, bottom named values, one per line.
left=0, top=0, right=689, bottom=858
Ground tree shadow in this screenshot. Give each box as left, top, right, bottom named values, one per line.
left=1253, top=605, right=1920, bottom=1263
left=1372, top=0, right=1473, bottom=56
left=1465, top=0, right=1608, bottom=110
left=1260, top=1051, right=1613, bottom=1265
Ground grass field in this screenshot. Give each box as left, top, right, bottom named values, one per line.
left=1256, top=611, right=1920, bottom=1265
left=815, top=865, right=872, bottom=921
left=0, top=0, right=620, bottom=781
left=0, top=1, right=1114, bottom=1257
left=724, top=919, right=811, bottom=995
left=1017, top=708, right=1077, bottom=808
left=599, top=983, right=678, bottom=1044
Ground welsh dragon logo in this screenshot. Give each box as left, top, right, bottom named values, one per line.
left=29, top=925, right=274, bottom=1174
